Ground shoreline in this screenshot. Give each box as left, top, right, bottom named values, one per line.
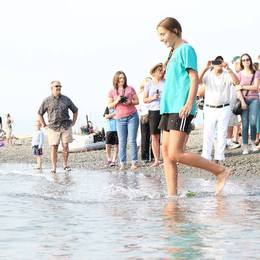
left=0, top=128, right=259, bottom=177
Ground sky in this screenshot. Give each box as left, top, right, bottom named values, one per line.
left=0, top=0, right=259, bottom=135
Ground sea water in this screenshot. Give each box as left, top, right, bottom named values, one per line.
left=0, top=163, right=259, bottom=259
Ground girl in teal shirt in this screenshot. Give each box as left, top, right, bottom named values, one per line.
left=157, top=17, right=231, bottom=197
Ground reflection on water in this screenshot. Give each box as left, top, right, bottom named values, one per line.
left=0, top=163, right=259, bottom=259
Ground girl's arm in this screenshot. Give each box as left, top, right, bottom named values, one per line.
left=179, top=69, right=198, bottom=118
left=130, top=93, right=139, bottom=105
left=240, top=77, right=259, bottom=91
left=108, top=96, right=120, bottom=109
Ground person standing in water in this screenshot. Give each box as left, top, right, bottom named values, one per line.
left=156, top=17, right=231, bottom=196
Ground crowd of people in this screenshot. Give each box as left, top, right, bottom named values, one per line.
left=0, top=113, right=14, bottom=145
left=1, top=17, right=259, bottom=197
left=102, top=17, right=259, bottom=196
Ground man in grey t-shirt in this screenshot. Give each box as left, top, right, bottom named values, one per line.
left=38, top=80, right=78, bottom=173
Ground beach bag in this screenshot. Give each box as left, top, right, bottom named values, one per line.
left=232, top=99, right=243, bottom=115
left=232, top=72, right=255, bottom=115
left=140, top=114, right=149, bottom=124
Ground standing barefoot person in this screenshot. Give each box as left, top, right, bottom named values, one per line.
left=143, top=63, right=164, bottom=167
left=156, top=17, right=230, bottom=196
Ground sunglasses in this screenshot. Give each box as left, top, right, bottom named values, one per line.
left=54, top=85, right=62, bottom=88
left=242, top=58, right=250, bottom=62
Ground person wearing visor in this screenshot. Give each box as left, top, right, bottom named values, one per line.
left=38, top=80, right=78, bottom=173
left=199, top=56, right=239, bottom=163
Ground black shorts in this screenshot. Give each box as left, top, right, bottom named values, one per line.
left=159, top=113, right=194, bottom=134
left=148, top=110, right=161, bottom=135
left=32, top=145, right=43, bottom=156
left=105, top=131, right=118, bottom=145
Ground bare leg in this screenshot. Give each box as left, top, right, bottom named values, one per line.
left=227, top=126, right=233, bottom=140
left=112, top=144, right=118, bottom=162
left=151, top=133, right=161, bottom=166
left=105, top=144, right=112, bottom=162
left=168, top=130, right=231, bottom=195
left=51, top=145, right=58, bottom=172
left=162, top=131, right=178, bottom=196
left=36, top=156, right=42, bottom=169
left=62, top=143, right=69, bottom=168
left=233, top=125, right=240, bottom=142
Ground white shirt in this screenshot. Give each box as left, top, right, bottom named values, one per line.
left=144, top=80, right=164, bottom=111
left=203, top=70, right=236, bottom=107
left=137, top=91, right=149, bottom=116
left=31, top=130, right=44, bottom=148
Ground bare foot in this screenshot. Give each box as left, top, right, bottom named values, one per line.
left=149, top=161, right=160, bottom=168
left=131, top=164, right=140, bottom=171
left=215, top=168, right=231, bottom=196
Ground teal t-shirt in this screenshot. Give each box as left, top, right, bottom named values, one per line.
left=160, top=43, right=198, bottom=115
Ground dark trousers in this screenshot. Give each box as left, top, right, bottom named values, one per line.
left=140, top=121, right=153, bottom=161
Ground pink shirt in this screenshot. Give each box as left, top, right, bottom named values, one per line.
left=108, top=86, right=137, bottom=119
left=237, top=70, right=260, bottom=99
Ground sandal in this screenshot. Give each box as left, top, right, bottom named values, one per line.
left=50, top=169, right=56, bottom=174
left=64, top=166, right=71, bottom=171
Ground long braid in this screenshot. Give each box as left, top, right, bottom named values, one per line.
left=162, top=48, right=174, bottom=77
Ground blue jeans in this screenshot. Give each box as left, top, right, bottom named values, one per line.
left=241, top=99, right=259, bottom=144
left=116, top=112, right=139, bottom=164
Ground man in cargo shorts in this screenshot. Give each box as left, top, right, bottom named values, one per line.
left=38, top=80, right=78, bottom=173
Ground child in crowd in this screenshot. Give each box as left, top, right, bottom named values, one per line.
left=31, top=120, right=44, bottom=170
left=103, top=107, right=118, bottom=166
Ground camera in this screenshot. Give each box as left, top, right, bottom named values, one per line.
left=119, top=96, right=128, bottom=104
left=211, top=60, right=222, bottom=65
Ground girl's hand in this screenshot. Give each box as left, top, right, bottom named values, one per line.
left=179, top=103, right=192, bottom=118
left=115, top=96, right=122, bottom=104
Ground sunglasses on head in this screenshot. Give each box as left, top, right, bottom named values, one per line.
left=242, top=58, right=250, bottom=62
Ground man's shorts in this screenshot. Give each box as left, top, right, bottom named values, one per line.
left=32, top=145, right=43, bottom=156
left=106, top=131, right=118, bottom=145
left=159, top=113, right=194, bottom=134
left=46, top=126, right=73, bottom=146
left=228, top=113, right=239, bottom=127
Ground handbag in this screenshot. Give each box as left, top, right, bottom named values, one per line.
left=232, top=72, right=255, bottom=115
left=232, top=98, right=243, bottom=115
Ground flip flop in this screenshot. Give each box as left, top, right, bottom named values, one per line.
left=64, top=166, right=71, bottom=171
left=50, top=169, right=56, bottom=174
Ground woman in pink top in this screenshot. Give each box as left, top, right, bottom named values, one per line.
left=236, top=53, right=260, bottom=154
left=108, top=71, right=139, bottom=170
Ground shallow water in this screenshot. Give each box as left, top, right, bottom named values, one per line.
left=0, top=164, right=259, bottom=259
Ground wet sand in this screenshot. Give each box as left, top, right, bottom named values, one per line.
left=0, top=128, right=259, bottom=177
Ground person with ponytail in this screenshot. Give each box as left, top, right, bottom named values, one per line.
left=156, top=17, right=231, bottom=196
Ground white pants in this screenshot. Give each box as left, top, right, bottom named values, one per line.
left=202, top=106, right=232, bottom=160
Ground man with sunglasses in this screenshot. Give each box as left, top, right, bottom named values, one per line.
left=38, top=80, right=78, bottom=173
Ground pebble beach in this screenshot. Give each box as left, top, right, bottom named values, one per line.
left=1, top=128, right=259, bottom=177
